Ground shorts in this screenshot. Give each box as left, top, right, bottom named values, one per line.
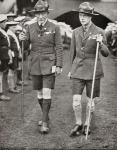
left=0, top=59, right=9, bottom=72
left=8, top=57, right=18, bottom=70
left=72, top=78, right=100, bottom=98
left=32, top=74, right=55, bottom=90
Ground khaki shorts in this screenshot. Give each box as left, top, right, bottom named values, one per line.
left=72, top=78, right=100, bottom=98
left=32, top=74, right=55, bottom=90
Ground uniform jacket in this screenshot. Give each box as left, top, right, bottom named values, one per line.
left=26, top=20, right=63, bottom=75
left=70, top=23, right=109, bottom=80
left=7, top=30, right=19, bottom=57
left=0, top=28, right=10, bottom=60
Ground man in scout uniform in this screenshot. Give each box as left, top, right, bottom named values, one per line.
left=0, top=14, right=11, bottom=101
left=68, top=2, right=109, bottom=137
left=19, top=0, right=63, bottom=134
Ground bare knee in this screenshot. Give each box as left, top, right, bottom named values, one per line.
left=73, top=94, right=82, bottom=109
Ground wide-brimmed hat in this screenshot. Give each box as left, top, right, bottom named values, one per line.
left=29, top=0, right=52, bottom=13
left=78, top=2, right=99, bottom=16
left=0, top=14, right=7, bottom=23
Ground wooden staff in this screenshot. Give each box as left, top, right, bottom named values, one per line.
left=20, top=19, right=26, bottom=123
left=86, top=41, right=100, bottom=140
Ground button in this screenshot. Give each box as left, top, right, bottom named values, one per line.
left=81, top=47, right=84, bottom=50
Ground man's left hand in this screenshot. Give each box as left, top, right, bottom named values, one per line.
left=96, top=34, right=103, bottom=43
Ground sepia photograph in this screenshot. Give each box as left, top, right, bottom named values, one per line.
left=0, top=0, right=117, bottom=149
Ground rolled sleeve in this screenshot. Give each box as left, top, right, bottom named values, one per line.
left=70, top=30, right=76, bottom=66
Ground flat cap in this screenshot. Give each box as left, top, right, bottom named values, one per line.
left=6, top=21, right=19, bottom=26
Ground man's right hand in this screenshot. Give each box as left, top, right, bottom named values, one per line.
left=68, top=72, right=71, bottom=78
left=19, top=32, right=27, bottom=41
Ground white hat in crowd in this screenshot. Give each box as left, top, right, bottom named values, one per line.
left=6, top=21, right=19, bottom=26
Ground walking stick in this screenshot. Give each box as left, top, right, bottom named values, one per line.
left=20, top=21, right=26, bottom=123
left=86, top=41, right=100, bottom=140
left=21, top=40, right=24, bottom=123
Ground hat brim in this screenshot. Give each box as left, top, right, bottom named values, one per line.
left=6, top=22, right=19, bottom=26
left=79, top=11, right=99, bottom=16
left=72, top=9, right=99, bottom=16
left=28, top=8, right=53, bottom=13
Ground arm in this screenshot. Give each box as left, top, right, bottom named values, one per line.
left=70, top=30, right=76, bottom=66
left=98, top=31, right=109, bottom=57
left=54, top=25, right=63, bottom=68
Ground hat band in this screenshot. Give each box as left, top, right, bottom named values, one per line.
left=79, top=8, right=94, bottom=15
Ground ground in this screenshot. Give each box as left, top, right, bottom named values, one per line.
left=0, top=50, right=117, bottom=149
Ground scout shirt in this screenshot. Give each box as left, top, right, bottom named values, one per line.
left=25, top=19, right=63, bottom=75
left=70, top=23, right=109, bottom=80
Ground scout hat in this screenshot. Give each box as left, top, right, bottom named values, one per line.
left=78, top=2, right=99, bottom=16
left=29, top=0, right=52, bottom=13
left=0, top=14, right=7, bottom=23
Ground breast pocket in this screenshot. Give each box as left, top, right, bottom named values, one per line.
left=44, top=32, right=55, bottom=42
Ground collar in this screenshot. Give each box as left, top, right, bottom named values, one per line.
left=38, top=18, right=48, bottom=27
left=82, top=21, right=92, bottom=32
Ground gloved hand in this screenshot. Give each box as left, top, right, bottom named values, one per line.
left=68, top=72, right=71, bottom=78
left=96, top=34, right=103, bottom=44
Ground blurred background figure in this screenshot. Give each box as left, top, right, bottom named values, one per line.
left=6, top=21, right=22, bottom=93
left=0, top=0, right=17, bottom=14
left=14, top=16, right=30, bottom=86
left=105, top=22, right=117, bottom=57
left=0, top=14, right=11, bottom=101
